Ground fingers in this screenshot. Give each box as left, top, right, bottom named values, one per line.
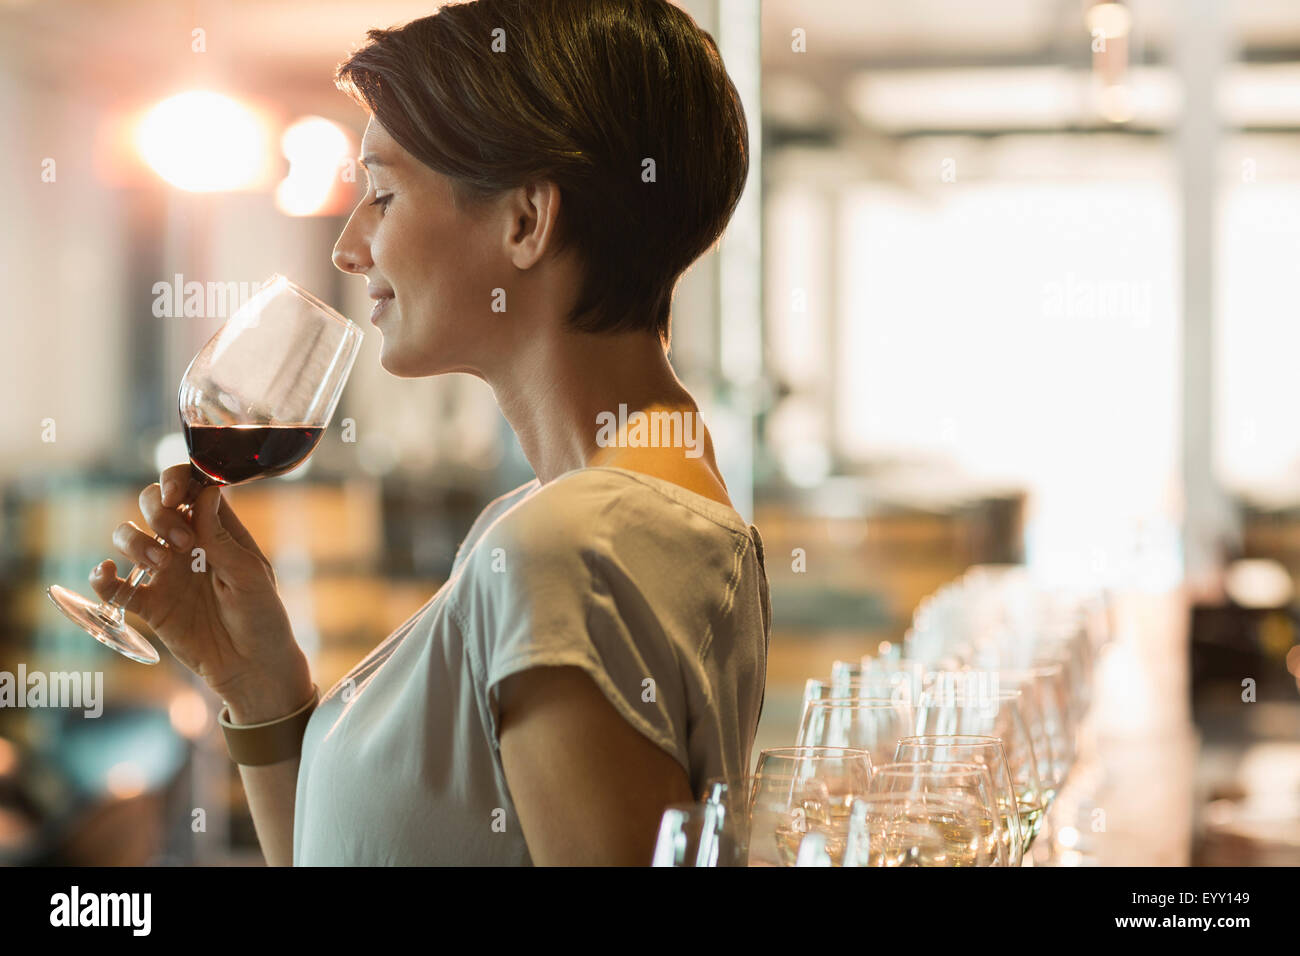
left=112, top=520, right=173, bottom=573
left=139, top=483, right=195, bottom=553
left=88, top=559, right=150, bottom=615
left=160, top=464, right=202, bottom=509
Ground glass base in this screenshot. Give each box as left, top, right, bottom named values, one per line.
left=46, top=585, right=160, bottom=665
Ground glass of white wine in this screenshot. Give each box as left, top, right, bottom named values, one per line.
left=913, top=688, right=1048, bottom=847
left=999, top=664, right=1076, bottom=799
left=895, top=733, right=1029, bottom=865
left=842, top=791, right=994, bottom=867
left=754, top=746, right=873, bottom=828
left=869, top=761, right=1007, bottom=866
left=704, top=774, right=833, bottom=867
left=651, top=801, right=742, bottom=867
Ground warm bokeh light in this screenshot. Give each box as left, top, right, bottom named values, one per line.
left=1087, top=2, right=1133, bottom=41
left=135, top=91, right=270, bottom=192
left=275, top=116, right=353, bottom=216
left=1097, top=83, right=1135, bottom=123
left=0, top=738, right=16, bottom=777
left=153, top=432, right=189, bottom=477
left=168, top=689, right=210, bottom=740
left=105, top=761, right=147, bottom=799
left=1225, top=559, right=1295, bottom=609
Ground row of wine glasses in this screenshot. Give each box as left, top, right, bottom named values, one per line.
left=900, top=565, right=1112, bottom=859
left=655, top=740, right=1015, bottom=867
left=653, top=567, right=1112, bottom=866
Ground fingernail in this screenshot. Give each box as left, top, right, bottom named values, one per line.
left=169, top=527, right=191, bottom=548
left=163, top=479, right=178, bottom=503
left=146, top=545, right=166, bottom=567
left=90, top=561, right=106, bottom=578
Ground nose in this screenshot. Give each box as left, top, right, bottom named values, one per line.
left=331, top=209, right=372, bottom=275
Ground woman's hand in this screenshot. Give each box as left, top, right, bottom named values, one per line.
left=88, top=463, right=312, bottom=719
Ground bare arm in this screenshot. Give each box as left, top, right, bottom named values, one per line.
left=497, top=666, right=692, bottom=865
left=220, top=665, right=315, bottom=867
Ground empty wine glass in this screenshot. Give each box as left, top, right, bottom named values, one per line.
left=46, top=274, right=363, bottom=664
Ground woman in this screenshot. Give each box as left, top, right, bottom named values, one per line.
left=89, top=0, right=769, bottom=865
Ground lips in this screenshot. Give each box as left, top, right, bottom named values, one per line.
left=370, top=293, right=394, bottom=324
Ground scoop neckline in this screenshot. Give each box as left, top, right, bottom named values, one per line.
left=540, top=465, right=756, bottom=536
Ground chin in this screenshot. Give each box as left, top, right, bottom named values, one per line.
left=377, top=341, right=418, bottom=378
left=378, top=339, right=447, bottom=378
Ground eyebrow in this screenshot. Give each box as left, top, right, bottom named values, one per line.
left=358, top=154, right=390, bottom=168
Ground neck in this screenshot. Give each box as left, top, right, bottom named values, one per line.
left=484, top=327, right=696, bottom=485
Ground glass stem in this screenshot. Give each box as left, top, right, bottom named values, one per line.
left=102, top=467, right=212, bottom=616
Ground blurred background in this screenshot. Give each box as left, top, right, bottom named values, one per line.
left=2, top=0, right=1298, bottom=865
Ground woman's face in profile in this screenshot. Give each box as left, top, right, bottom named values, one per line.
left=332, top=117, right=508, bottom=378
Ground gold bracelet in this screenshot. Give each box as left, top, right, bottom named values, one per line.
left=218, top=684, right=320, bottom=766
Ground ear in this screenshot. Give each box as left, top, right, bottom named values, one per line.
left=503, top=180, right=562, bottom=270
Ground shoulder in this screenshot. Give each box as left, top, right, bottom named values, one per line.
left=452, top=478, right=540, bottom=572
left=472, top=479, right=541, bottom=533
left=477, top=467, right=752, bottom=564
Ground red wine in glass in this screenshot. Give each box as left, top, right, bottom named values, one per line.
left=184, top=423, right=325, bottom=485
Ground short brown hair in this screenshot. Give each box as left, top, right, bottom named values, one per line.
left=335, top=0, right=749, bottom=346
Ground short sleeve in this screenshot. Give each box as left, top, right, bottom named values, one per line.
left=448, top=504, right=690, bottom=776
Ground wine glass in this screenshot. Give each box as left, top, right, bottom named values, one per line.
left=703, top=774, right=833, bottom=867
left=46, top=274, right=364, bottom=664
left=842, top=792, right=994, bottom=867
left=754, top=746, right=873, bottom=821
left=651, top=801, right=741, bottom=867
left=935, top=669, right=1058, bottom=809
left=793, top=830, right=834, bottom=866
left=797, top=698, right=916, bottom=763
left=913, top=689, right=1047, bottom=847
left=996, top=667, right=1074, bottom=802
left=803, top=676, right=911, bottom=713
left=869, top=761, right=1007, bottom=865
left=894, top=735, right=1026, bottom=865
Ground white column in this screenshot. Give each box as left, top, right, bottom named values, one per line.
left=1176, top=0, right=1238, bottom=588
left=715, top=0, right=764, bottom=520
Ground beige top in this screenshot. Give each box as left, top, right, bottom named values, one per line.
left=292, top=466, right=771, bottom=865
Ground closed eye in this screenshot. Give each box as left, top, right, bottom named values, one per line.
left=370, top=194, right=393, bottom=212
